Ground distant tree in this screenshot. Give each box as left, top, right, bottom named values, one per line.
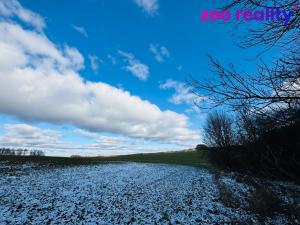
left=195, top=144, right=209, bottom=151
left=0, top=148, right=14, bottom=155
left=23, top=149, right=28, bottom=156
left=70, top=155, right=82, bottom=158
left=16, top=149, right=23, bottom=156
left=29, top=150, right=45, bottom=157
left=204, top=111, right=235, bottom=148
left=0, top=148, right=45, bottom=156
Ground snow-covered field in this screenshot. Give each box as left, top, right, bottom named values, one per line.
left=0, top=162, right=299, bottom=225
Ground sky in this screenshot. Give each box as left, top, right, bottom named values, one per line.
left=0, top=0, right=277, bottom=156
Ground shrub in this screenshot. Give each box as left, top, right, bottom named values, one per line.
left=195, top=144, right=209, bottom=151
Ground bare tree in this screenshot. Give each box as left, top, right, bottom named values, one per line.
left=220, top=0, right=300, bottom=52
left=189, top=56, right=300, bottom=118
left=189, top=0, right=300, bottom=116
left=0, top=148, right=45, bottom=156
left=236, top=106, right=260, bottom=144
left=29, top=150, right=45, bottom=157
left=204, top=111, right=235, bottom=147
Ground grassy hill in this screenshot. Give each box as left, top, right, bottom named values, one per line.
left=0, top=150, right=206, bottom=167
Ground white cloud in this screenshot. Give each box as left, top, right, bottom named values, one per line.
left=134, top=0, right=159, bottom=16
left=74, top=129, right=99, bottom=139
left=71, top=25, right=88, bottom=37
left=118, top=50, right=149, bottom=81
left=0, top=124, right=60, bottom=148
left=65, top=46, right=85, bottom=70
left=0, top=22, right=82, bottom=71
left=107, top=54, right=117, bottom=65
left=88, top=55, right=101, bottom=74
left=0, top=0, right=45, bottom=31
left=0, top=124, right=196, bottom=156
left=149, top=44, right=170, bottom=62
left=0, top=1, right=200, bottom=148
left=95, top=136, right=129, bottom=149
left=160, top=79, right=204, bottom=112
left=177, top=65, right=183, bottom=71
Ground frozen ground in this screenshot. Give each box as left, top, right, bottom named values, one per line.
left=0, top=162, right=299, bottom=225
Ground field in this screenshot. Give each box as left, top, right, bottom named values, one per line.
left=0, top=150, right=206, bottom=167
left=0, top=160, right=300, bottom=224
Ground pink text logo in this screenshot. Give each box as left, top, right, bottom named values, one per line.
left=201, top=3, right=299, bottom=25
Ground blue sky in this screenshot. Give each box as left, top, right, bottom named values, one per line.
left=0, top=0, right=277, bottom=156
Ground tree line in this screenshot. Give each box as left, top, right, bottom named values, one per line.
left=0, top=148, right=45, bottom=157
left=192, top=0, right=300, bottom=181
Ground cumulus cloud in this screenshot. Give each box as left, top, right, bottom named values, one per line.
left=118, top=50, right=150, bottom=81
left=0, top=22, right=83, bottom=71
left=149, top=44, right=170, bottom=63
left=0, top=124, right=195, bottom=156
left=160, top=79, right=204, bottom=112
left=74, top=129, right=99, bottom=139
left=71, top=24, right=88, bottom=37
left=88, top=55, right=101, bottom=74
left=0, top=0, right=45, bottom=31
left=95, top=136, right=129, bottom=149
left=0, top=1, right=199, bottom=147
left=65, top=46, right=85, bottom=70
left=134, top=0, right=159, bottom=16
left=0, top=124, right=60, bottom=148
